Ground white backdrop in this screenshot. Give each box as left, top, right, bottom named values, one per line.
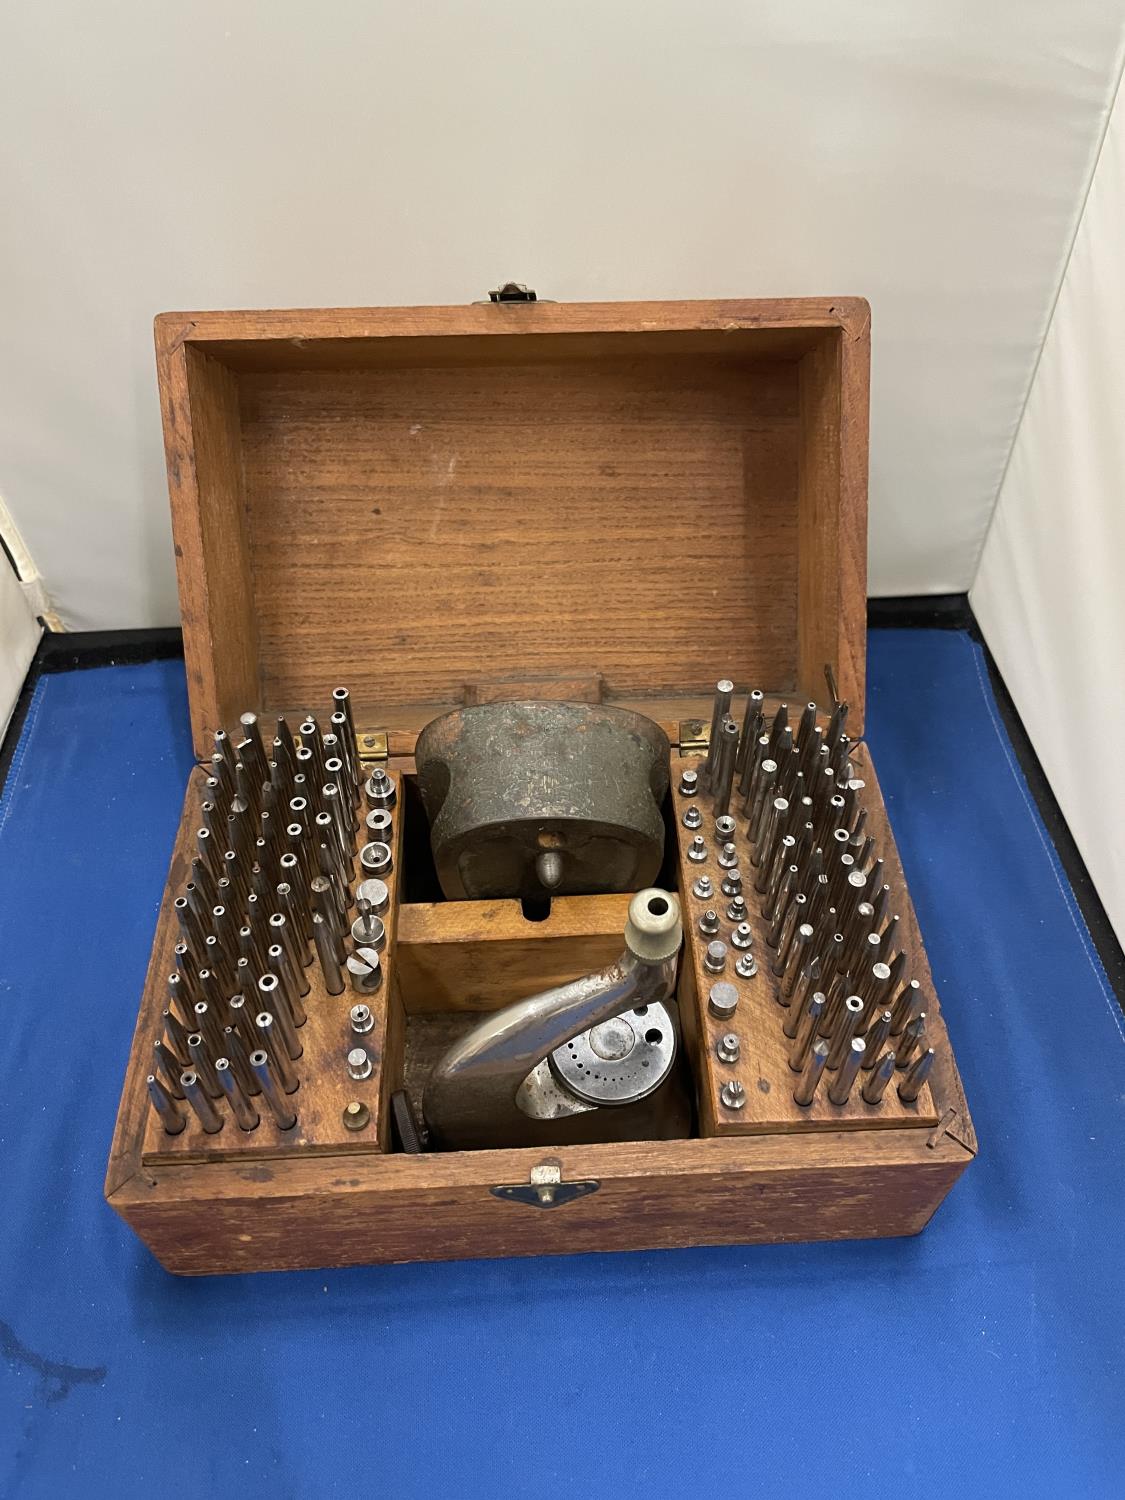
left=973, top=70, right=1125, bottom=950
left=1, top=2, right=1123, bottom=628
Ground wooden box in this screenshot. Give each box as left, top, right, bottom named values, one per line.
left=105, top=295, right=975, bottom=1274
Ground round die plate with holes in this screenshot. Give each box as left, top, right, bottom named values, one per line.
left=548, top=1001, right=676, bottom=1107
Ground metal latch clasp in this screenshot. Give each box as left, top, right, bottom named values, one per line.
left=490, top=1160, right=600, bottom=1210
left=489, top=281, right=537, bottom=302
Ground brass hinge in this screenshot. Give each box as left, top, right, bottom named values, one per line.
left=490, top=1160, right=600, bottom=1210
left=356, top=729, right=389, bottom=763
left=678, top=719, right=710, bottom=757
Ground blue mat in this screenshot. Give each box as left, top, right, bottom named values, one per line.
left=1, top=631, right=1122, bottom=1498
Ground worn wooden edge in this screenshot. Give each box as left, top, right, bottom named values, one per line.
left=105, top=1125, right=971, bottom=1274
left=155, top=297, right=872, bottom=347
left=104, top=768, right=201, bottom=1197
left=853, top=747, right=977, bottom=1156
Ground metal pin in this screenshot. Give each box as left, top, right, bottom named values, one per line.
left=222, top=1024, right=260, bottom=1097
left=701, top=679, right=734, bottom=788
left=764, top=864, right=796, bottom=931
left=796, top=955, right=823, bottom=1018
left=267, top=941, right=308, bottom=1027
left=180, top=1070, right=223, bottom=1133
left=742, top=735, right=772, bottom=807
left=782, top=924, right=815, bottom=999
left=351, top=902, right=386, bottom=951
left=753, top=797, right=789, bottom=872
left=828, top=1037, right=866, bottom=1105
left=826, top=699, right=848, bottom=749
left=160, top=1007, right=190, bottom=1062
left=687, top=835, right=708, bottom=864
left=193, top=998, right=226, bottom=1056
left=146, top=1073, right=186, bottom=1134
left=898, top=1047, right=935, bottom=1103
left=154, top=1038, right=188, bottom=1100
left=896, top=1014, right=927, bottom=1070
left=679, top=767, right=699, bottom=797
left=215, top=1057, right=259, bottom=1131
left=761, top=827, right=796, bottom=904
left=313, top=912, right=346, bottom=993
left=311, top=873, right=345, bottom=939
left=187, top=1033, right=223, bottom=1098
left=891, top=980, right=922, bottom=1035
left=250, top=1049, right=297, bottom=1130
left=745, top=755, right=777, bottom=833
left=257, top=974, right=302, bottom=1060
left=794, top=1039, right=829, bottom=1106
left=788, top=993, right=827, bottom=1069
left=771, top=893, right=807, bottom=974
left=862, top=1009, right=894, bottom=1069
left=828, top=995, right=865, bottom=1069
left=254, top=1012, right=299, bottom=1092
left=711, top=718, right=740, bottom=818
left=862, top=1050, right=897, bottom=1104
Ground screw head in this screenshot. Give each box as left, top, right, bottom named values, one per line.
left=717, top=1032, right=741, bottom=1064
left=682, top=806, right=703, bottom=830
left=731, top=922, right=754, bottom=950
left=708, top=980, right=738, bottom=1018
left=735, top=952, right=758, bottom=980
left=692, top=875, right=714, bottom=900
left=720, top=1080, right=746, bottom=1110
left=704, top=941, right=728, bottom=975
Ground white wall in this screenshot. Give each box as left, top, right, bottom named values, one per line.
left=972, top=70, right=1125, bottom=950
left=1, top=2, right=1123, bottom=628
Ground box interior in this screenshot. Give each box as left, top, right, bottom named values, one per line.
left=169, top=317, right=859, bottom=755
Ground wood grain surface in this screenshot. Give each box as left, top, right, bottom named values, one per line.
left=108, top=1127, right=971, bottom=1275
left=154, top=297, right=870, bottom=759
left=395, top=893, right=632, bottom=1012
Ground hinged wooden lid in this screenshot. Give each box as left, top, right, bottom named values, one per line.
left=155, top=297, right=869, bottom=761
